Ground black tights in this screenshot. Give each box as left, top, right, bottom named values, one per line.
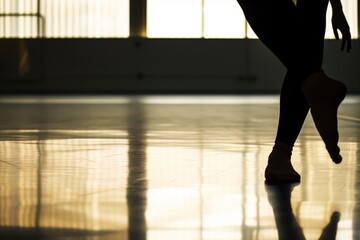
left=237, top=0, right=329, bottom=147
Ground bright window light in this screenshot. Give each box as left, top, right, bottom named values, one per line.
left=147, top=0, right=358, bottom=39
left=147, top=0, right=203, bottom=38
left=1, top=0, right=357, bottom=39
left=203, top=0, right=245, bottom=38
left=325, top=0, right=358, bottom=38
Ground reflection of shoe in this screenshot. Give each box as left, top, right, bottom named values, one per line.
left=318, top=211, right=341, bottom=240
left=265, top=182, right=306, bottom=240
left=265, top=143, right=301, bottom=183
left=265, top=182, right=300, bottom=206
left=302, top=72, right=347, bottom=164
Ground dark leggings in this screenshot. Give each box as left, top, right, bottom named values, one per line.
left=237, top=0, right=330, bottom=147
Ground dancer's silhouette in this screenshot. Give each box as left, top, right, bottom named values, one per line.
left=236, top=0, right=352, bottom=182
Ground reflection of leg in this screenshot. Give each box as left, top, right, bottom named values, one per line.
left=318, top=212, right=341, bottom=240
left=265, top=183, right=305, bottom=240
left=265, top=71, right=309, bottom=182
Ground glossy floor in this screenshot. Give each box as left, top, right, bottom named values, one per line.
left=0, top=95, right=359, bottom=240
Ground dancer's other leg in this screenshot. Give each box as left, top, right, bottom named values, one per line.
left=298, top=0, right=347, bottom=164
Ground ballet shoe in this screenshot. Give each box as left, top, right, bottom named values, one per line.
left=301, top=72, right=346, bottom=164
left=265, top=143, right=301, bottom=183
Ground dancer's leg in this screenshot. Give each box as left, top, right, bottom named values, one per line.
left=298, top=0, right=347, bottom=163
left=274, top=0, right=330, bottom=149
left=237, top=0, right=323, bottom=78
left=265, top=71, right=309, bottom=182
left=237, top=0, right=315, bottom=182
left=237, top=0, right=299, bottom=71
left=237, top=0, right=345, bottom=182
left=275, top=71, right=310, bottom=147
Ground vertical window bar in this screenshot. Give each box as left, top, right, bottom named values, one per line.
left=130, top=0, right=147, bottom=37
left=16, top=0, right=19, bottom=37
left=12, top=0, right=16, bottom=37
left=19, top=0, right=24, bottom=37
left=6, top=0, right=9, bottom=37
left=1, top=1, right=2, bottom=37
left=37, top=0, right=42, bottom=37
left=31, top=0, right=34, bottom=37
left=28, top=0, right=31, bottom=37
left=1, top=1, right=3, bottom=37
left=7, top=0, right=10, bottom=37
left=27, top=0, right=31, bottom=37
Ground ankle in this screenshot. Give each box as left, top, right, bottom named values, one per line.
left=269, top=142, right=293, bottom=162
left=273, top=142, right=293, bottom=155
left=302, top=71, right=327, bottom=92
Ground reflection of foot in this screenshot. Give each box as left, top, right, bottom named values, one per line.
left=265, top=182, right=299, bottom=206
left=265, top=182, right=305, bottom=240
left=302, top=72, right=347, bottom=164
left=265, top=143, right=301, bottom=183
left=318, top=211, right=341, bottom=240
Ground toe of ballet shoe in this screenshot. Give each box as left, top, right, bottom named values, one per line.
left=331, top=154, right=342, bottom=164
left=326, top=145, right=342, bottom=164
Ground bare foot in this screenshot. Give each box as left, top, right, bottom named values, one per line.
left=265, top=143, right=301, bottom=183
left=302, top=72, right=347, bottom=164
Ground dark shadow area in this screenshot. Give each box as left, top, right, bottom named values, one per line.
left=0, top=227, right=122, bottom=240
left=0, top=39, right=43, bottom=83
left=265, top=183, right=340, bottom=240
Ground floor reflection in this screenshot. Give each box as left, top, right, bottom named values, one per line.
left=266, top=183, right=340, bottom=240
left=0, top=95, right=359, bottom=240
left=127, top=100, right=147, bottom=240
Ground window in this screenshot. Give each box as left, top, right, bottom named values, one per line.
left=325, top=0, right=358, bottom=38
left=0, top=0, right=129, bottom=38
left=147, top=0, right=203, bottom=38
left=147, top=0, right=246, bottom=38
left=147, top=0, right=358, bottom=39
left=0, top=0, right=357, bottom=39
